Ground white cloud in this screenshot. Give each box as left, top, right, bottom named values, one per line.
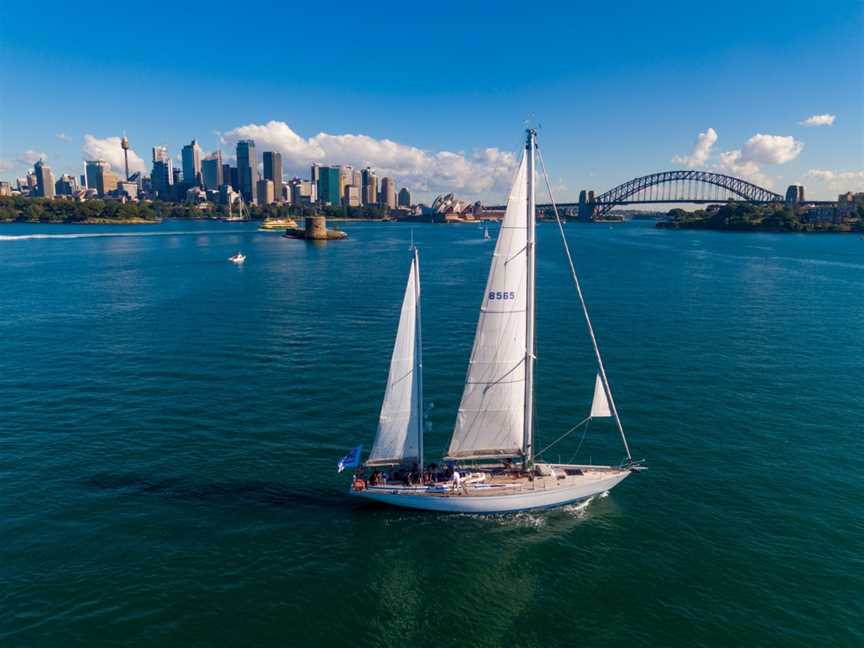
left=800, top=114, right=836, bottom=127
left=806, top=169, right=864, bottom=190
left=220, top=120, right=518, bottom=196
left=17, top=150, right=47, bottom=165
left=716, top=149, right=772, bottom=187
left=673, top=127, right=717, bottom=167
left=740, top=133, right=803, bottom=165
left=82, top=135, right=147, bottom=175
left=56, top=133, right=72, bottom=142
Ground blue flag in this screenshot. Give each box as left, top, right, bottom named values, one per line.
left=337, top=445, right=362, bottom=473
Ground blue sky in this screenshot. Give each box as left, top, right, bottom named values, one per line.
left=1, top=0, right=862, bottom=201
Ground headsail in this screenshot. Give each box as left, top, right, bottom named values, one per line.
left=367, top=251, right=422, bottom=466
left=590, top=374, right=612, bottom=418
left=446, top=155, right=529, bottom=460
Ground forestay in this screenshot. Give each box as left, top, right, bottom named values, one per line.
left=447, top=156, right=528, bottom=460
left=367, top=253, right=422, bottom=466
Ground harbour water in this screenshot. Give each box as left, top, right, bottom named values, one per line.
left=1, top=219, right=862, bottom=646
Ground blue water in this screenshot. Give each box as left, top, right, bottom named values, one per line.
left=1, top=219, right=862, bottom=646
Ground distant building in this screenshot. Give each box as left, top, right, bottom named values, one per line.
left=219, top=184, right=239, bottom=206
left=34, top=160, right=55, bottom=198
left=100, top=169, right=119, bottom=196
left=338, top=166, right=354, bottom=205
left=785, top=184, right=805, bottom=203
left=185, top=186, right=207, bottom=204
left=0, top=182, right=10, bottom=196
left=317, top=166, right=341, bottom=206
left=115, top=181, right=138, bottom=200
left=257, top=179, right=275, bottom=205
left=202, top=152, right=223, bottom=190
left=55, top=174, right=79, bottom=196
left=344, top=184, right=361, bottom=207
left=181, top=139, right=202, bottom=186
left=311, top=164, right=321, bottom=187
left=289, top=177, right=316, bottom=205
left=361, top=167, right=377, bottom=205
left=398, top=187, right=412, bottom=208
left=151, top=147, right=174, bottom=199
left=379, top=177, right=397, bottom=209
left=236, top=140, right=258, bottom=204
left=263, top=151, right=283, bottom=203
left=85, top=160, right=109, bottom=193
left=838, top=191, right=864, bottom=220
left=172, top=167, right=182, bottom=186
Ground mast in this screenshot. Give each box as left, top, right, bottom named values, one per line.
left=413, top=245, right=424, bottom=469
left=523, top=128, right=536, bottom=464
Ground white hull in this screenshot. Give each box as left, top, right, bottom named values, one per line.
left=350, top=467, right=630, bottom=514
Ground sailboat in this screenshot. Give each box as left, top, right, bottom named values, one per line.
left=483, top=221, right=491, bottom=240
left=347, top=129, right=642, bottom=513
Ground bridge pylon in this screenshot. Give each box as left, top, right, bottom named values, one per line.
left=577, top=189, right=596, bottom=221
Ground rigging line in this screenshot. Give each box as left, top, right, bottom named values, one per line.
left=535, top=416, right=591, bottom=458
left=535, top=146, right=633, bottom=462
left=567, top=419, right=591, bottom=465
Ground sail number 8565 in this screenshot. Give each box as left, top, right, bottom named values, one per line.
left=488, top=291, right=516, bottom=300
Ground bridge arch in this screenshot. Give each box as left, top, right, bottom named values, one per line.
left=592, top=170, right=784, bottom=218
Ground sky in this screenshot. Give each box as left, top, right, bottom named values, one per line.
left=1, top=0, right=862, bottom=202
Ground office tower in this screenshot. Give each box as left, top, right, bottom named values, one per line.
left=361, top=167, right=378, bottom=205
left=101, top=169, right=119, bottom=195
left=55, top=174, right=78, bottom=196
left=289, top=178, right=315, bottom=205
left=338, top=165, right=353, bottom=205
left=317, top=166, right=341, bottom=206
left=181, top=139, right=202, bottom=186
left=116, top=181, right=138, bottom=199
left=257, top=179, right=275, bottom=205
left=202, top=152, right=223, bottom=190
left=172, top=167, right=182, bottom=186
left=221, top=163, right=232, bottom=188
left=150, top=146, right=174, bottom=199
left=85, top=160, right=112, bottom=196
left=121, top=135, right=131, bottom=180
left=262, top=151, right=283, bottom=203
left=0, top=182, right=10, bottom=196
left=236, top=140, right=258, bottom=204
left=344, top=184, right=361, bottom=207
left=311, top=163, right=321, bottom=187
left=80, top=173, right=86, bottom=188
left=398, top=187, right=412, bottom=208
left=380, top=177, right=397, bottom=209
left=34, top=160, right=55, bottom=198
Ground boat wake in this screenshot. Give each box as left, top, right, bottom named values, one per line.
left=0, top=229, right=247, bottom=242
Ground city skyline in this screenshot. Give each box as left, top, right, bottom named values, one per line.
left=0, top=1, right=862, bottom=201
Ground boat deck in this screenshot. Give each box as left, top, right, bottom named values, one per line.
left=355, top=465, right=628, bottom=499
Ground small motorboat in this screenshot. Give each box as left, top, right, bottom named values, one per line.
left=228, top=252, right=246, bottom=264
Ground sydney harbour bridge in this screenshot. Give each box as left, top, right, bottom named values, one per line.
left=488, top=170, right=814, bottom=220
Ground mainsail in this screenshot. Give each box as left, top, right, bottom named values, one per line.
left=367, top=251, right=423, bottom=466
left=446, top=155, right=529, bottom=459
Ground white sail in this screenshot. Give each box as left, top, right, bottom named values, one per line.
left=447, top=156, right=528, bottom=459
left=590, top=373, right=612, bottom=418
left=367, top=253, right=422, bottom=466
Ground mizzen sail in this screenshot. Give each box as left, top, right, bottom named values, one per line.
left=446, top=155, right=529, bottom=460
left=367, top=252, right=422, bottom=466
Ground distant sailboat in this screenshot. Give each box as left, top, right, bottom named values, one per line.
left=483, top=221, right=491, bottom=240
left=346, top=129, right=643, bottom=513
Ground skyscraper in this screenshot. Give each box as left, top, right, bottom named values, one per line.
left=257, top=179, right=275, bottom=205
left=398, top=187, right=412, bottom=208
left=311, top=163, right=321, bottom=187
left=85, top=160, right=108, bottom=192
left=380, top=177, right=397, bottom=209
left=344, top=184, right=361, bottom=207
left=181, top=139, right=202, bottom=186
left=151, top=146, right=174, bottom=199
left=202, top=151, right=223, bottom=190
left=263, top=151, right=283, bottom=203
left=317, top=166, right=341, bottom=206
left=55, top=174, right=78, bottom=196
left=34, top=160, right=55, bottom=198
left=236, top=140, right=258, bottom=204
left=361, top=167, right=378, bottom=205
